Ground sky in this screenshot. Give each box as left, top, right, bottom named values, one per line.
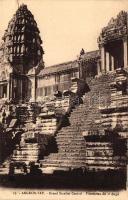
left=0, top=0, right=127, bottom=67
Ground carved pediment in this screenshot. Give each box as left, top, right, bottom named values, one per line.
left=108, top=17, right=115, bottom=26
left=98, top=11, right=127, bottom=44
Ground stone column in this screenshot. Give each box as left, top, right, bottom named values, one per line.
left=111, top=55, right=114, bottom=71
left=31, top=69, right=37, bottom=102
left=31, top=76, right=35, bottom=102
left=123, top=37, right=128, bottom=68
left=7, top=80, right=10, bottom=100
left=106, top=51, right=110, bottom=72
left=9, top=74, right=13, bottom=100
left=97, top=60, right=101, bottom=76
left=101, top=45, right=106, bottom=73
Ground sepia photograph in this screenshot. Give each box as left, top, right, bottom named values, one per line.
left=0, top=0, right=128, bottom=199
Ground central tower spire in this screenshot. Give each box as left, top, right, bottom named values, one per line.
left=3, top=4, right=44, bottom=74
left=1, top=4, right=44, bottom=103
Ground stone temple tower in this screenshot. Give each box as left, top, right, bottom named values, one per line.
left=0, top=4, right=44, bottom=103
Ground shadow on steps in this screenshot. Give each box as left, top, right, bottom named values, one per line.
left=0, top=170, right=126, bottom=190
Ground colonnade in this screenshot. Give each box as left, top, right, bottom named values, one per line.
left=99, top=38, right=128, bottom=74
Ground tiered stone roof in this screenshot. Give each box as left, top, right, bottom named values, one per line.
left=38, top=60, right=78, bottom=76
left=98, top=11, right=128, bottom=45
left=2, top=4, right=44, bottom=72
left=39, top=50, right=100, bottom=76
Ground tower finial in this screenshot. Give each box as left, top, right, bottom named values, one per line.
left=16, top=0, right=19, bottom=8
left=80, top=48, right=85, bottom=56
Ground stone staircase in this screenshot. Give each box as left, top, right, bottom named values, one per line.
left=40, top=74, right=116, bottom=173
left=0, top=157, right=11, bottom=175
left=100, top=68, right=128, bottom=137
left=0, top=104, right=40, bottom=171
left=4, top=94, right=71, bottom=169
left=12, top=136, right=40, bottom=165
left=0, top=71, right=127, bottom=175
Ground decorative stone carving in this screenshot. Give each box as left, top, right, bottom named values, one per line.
left=114, top=68, right=127, bottom=92
left=2, top=4, right=44, bottom=74
left=98, top=11, right=127, bottom=45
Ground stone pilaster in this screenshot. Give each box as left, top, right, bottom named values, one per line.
left=111, top=55, right=114, bottom=71
left=101, top=46, right=106, bottom=73
left=30, top=68, right=37, bottom=102
left=106, top=51, right=110, bottom=72
left=97, top=60, right=101, bottom=76
left=9, top=74, right=13, bottom=100
left=7, top=80, right=10, bottom=100
left=31, top=76, right=36, bottom=102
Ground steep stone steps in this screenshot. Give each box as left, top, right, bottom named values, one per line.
left=56, top=137, right=85, bottom=142
left=40, top=74, right=115, bottom=173
left=12, top=142, right=40, bottom=164
left=4, top=72, right=125, bottom=174
left=43, top=152, right=87, bottom=159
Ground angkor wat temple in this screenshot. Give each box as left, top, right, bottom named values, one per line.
left=0, top=4, right=127, bottom=189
